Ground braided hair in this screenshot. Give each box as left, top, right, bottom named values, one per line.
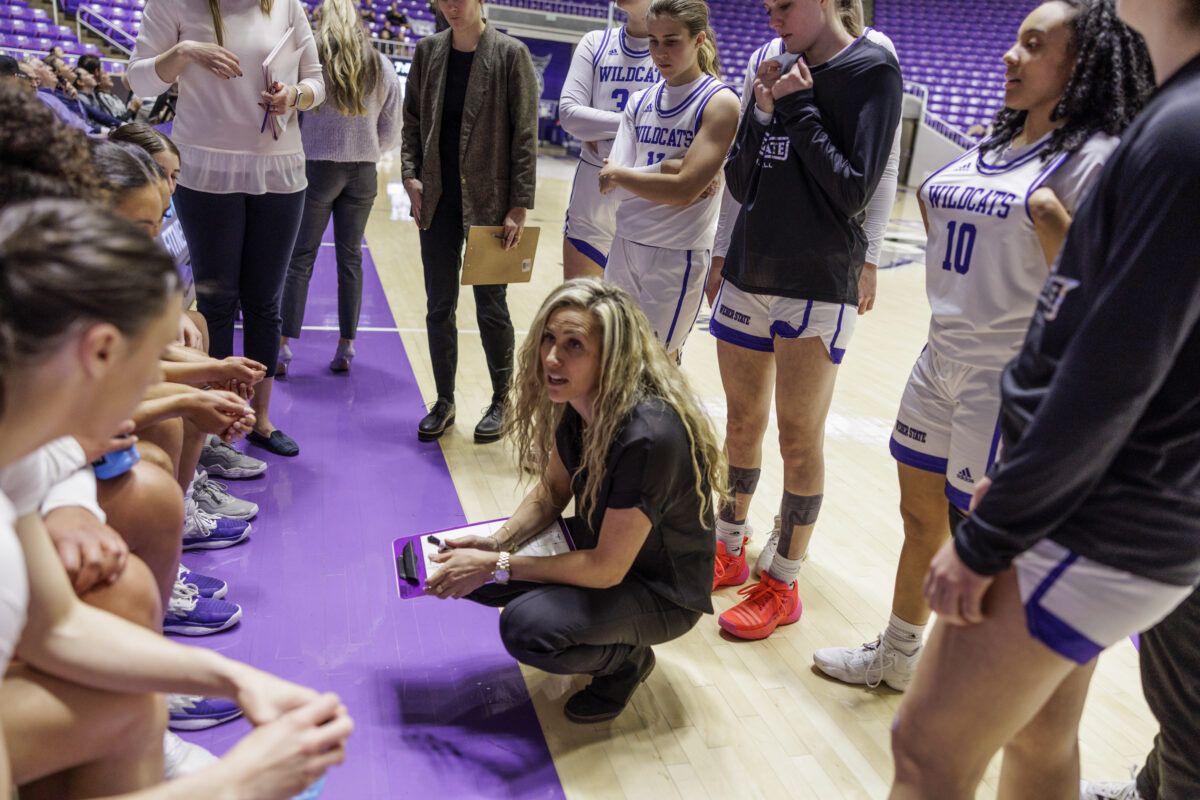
left=982, top=0, right=1155, bottom=160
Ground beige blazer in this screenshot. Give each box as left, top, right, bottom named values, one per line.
left=400, top=25, right=539, bottom=231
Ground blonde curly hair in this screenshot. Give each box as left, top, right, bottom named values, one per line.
left=505, top=279, right=728, bottom=524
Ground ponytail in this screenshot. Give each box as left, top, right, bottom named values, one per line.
left=837, top=0, right=865, bottom=37
left=648, top=0, right=722, bottom=78
left=698, top=26, right=721, bottom=77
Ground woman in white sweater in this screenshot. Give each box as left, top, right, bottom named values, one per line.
left=279, top=0, right=402, bottom=375
left=127, top=0, right=327, bottom=458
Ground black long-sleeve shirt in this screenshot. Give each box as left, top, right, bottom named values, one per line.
left=722, top=36, right=901, bottom=304
left=957, top=55, right=1200, bottom=587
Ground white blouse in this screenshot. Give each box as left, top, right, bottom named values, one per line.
left=127, top=0, right=326, bottom=195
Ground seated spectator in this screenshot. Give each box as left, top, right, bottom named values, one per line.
left=0, top=199, right=353, bottom=798
left=386, top=2, right=409, bottom=27
left=46, top=44, right=66, bottom=59
left=79, top=54, right=143, bottom=122
left=0, top=55, right=26, bottom=90
left=426, top=280, right=726, bottom=722
left=23, top=56, right=89, bottom=132
left=74, top=68, right=123, bottom=130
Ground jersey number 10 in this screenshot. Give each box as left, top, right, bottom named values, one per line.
left=942, top=221, right=977, bottom=275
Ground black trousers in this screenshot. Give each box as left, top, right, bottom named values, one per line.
left=468, top=579, right=702, bottom=677
left=174, top=186, right=306, bottom=377
left=418, top=196, right=514, bottom=402
left=1137, top=586, right=1200, bottom=800
left=282, top=161, right=378, bottom=340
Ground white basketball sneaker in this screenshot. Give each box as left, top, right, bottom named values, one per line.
left=812, top=635, right=920, bottom=691
left=163, top=731, right=217, bottom=779
left=1080, top=774, right=1142, bottom=800
left=752, top=516, right=781, bottom=578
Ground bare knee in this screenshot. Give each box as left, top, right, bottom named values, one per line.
left=136, top=441, right=175, bottom=476
left=81, top=555, right=162, bottom=630
left=899, top=491, right=949, bottom=547
left=102, top=461, right=185, bottom=546
left=777, top=430, right=822, bottom=477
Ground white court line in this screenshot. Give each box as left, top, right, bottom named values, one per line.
left=319, top=242, right=368, bottom=248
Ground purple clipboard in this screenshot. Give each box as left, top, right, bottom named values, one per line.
left=392, top=517, right=574, bottom=599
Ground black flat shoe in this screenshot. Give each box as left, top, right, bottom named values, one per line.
left=247, top=429, right=299, bottom=457
left=564, top=648, right=656, bottom=724
left=418, top=398, right=455, bottom=442
left=474, top=400, right=505, bottom=444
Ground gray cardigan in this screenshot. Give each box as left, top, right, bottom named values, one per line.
left=301, top=51, right=403, bottom=163
left=400, top=25, right=539, bottom=231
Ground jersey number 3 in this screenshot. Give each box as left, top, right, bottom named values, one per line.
left=942, top=221, right=977, bottom=275
left=611, top=88, right=629, bottom=111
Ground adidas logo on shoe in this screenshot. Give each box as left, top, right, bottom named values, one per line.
left=956, top=467, right=974, bottom=483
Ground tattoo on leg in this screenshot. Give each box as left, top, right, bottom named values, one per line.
left=720, top=465, right=762, bottom=523
left=777, top=491, right=823, bottom=555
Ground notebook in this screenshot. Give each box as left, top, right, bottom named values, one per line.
left=261, top=26, right=302, bottom=138
left=392, top=517, right=575, bottom=599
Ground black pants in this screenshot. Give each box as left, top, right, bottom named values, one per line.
left=281, top=161, right=378, bottom=340
left=1137, top=586, right=1200, bottom=800
left=468, top=579, right=702, bottom=677
left=174, top=186, right=306, bottom=377
left=418, top=196, right=514, bottom=401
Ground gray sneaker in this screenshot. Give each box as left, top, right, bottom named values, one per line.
left=199, top=436, right=267, bottom=479
left=193, top=470, right=259, bottom=520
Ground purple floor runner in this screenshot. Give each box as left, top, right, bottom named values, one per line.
left=180, top=235, right=563, bottom=798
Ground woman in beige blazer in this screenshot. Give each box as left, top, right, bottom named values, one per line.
left=400, top=0, right=539, bottom=445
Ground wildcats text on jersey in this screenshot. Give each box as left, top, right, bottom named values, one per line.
left=598, top=65, right=659, bottom=84
left=925, top=184, right=1017, bottom=218
left=635, top=125, right=694, bottom=148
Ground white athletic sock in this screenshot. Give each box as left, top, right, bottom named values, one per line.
left=715, top=518, right=746, bottom=556
left=766, top=552, right=803, bottom=586
left=883, top=613, right=925, bottom=656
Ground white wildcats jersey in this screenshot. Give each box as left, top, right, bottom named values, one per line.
left=920, top=140, right=1073, bottom=370
left=579, top=27, right=659, bottom=166
left=615, top=75, right=735, bottom=251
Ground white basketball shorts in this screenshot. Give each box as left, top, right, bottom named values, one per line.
left=708, top=279, right=856, bottom=363
left=890, top=346, right=1003, bottom=511
left=563, top=160, right=618, bottom=269
left=605, top=237, right=709, bottom=353
left=1014, top=538, right=1193, bottom=664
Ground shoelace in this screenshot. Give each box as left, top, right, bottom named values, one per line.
left=184, top=495, right=224, bottom=535
left=734, top=579, right=787, bottom=613
left=195, top=475, right=233, bottom=504
left=858, top=637, right=892, bottom=690
left=168, top=582, right=200, bottom=615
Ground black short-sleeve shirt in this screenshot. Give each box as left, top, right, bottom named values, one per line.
left=555, top=399, right=715, bottom=614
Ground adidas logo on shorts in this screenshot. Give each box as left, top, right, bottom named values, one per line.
left=956, top=467, right=975, bottom=483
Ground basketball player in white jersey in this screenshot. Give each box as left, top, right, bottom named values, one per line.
left=596, top=0, right=738, bottom=356
left=559, top=0, right=660, bottom=279
left=813, top=0, right=1155, bottom=691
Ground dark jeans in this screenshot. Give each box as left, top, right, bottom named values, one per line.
left=1136, top=586, right=1200, bottom=800
left=468, top=579, right=702, bottom=677
left=174, top=186, right=306, bottom=377
left=418, top=196, right=514, bottom=401
left=281, top=161, right=378, bottom=340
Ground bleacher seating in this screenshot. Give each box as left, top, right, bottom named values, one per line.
left=0, top=0, right=102, bottom=58
left=875, top=0, right=1023, bottom=133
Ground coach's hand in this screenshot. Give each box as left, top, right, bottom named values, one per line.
left=857, top=263, right=877, bottom=315
left=403, top=178, right=424, bottom=221
left=924, top=539, right=992, bottom=626
left=426, top=548, right=499, bottom=599
left=772, top=57, right=814, bottom=100
left=502, top=207, right=526, bottom=251
left=180, top=41, right=242, bottom=80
